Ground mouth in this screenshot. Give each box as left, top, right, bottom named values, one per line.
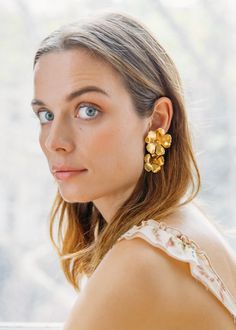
left=53, top=169, right=88, bottom=180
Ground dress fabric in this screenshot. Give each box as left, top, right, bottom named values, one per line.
left=116, top=219, right=236, bottom=324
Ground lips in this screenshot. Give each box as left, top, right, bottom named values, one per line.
left=51, top=165, right=88, bottom=181
left=53, top=170, right=87, bottom=180
left=52, top=165, right=87, bottom=173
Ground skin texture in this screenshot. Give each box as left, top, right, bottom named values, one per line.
left=32, top=48, right=173, bottom=223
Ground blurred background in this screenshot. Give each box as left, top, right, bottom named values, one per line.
left=0, top=0, right=236, bottom=323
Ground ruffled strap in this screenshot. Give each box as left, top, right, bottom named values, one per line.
left=116, top=219, right=236, bottom=324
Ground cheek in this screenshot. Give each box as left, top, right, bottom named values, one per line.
left=90, top=126, right=145, bottom=171
left=88, top=129, right=116, bottom=159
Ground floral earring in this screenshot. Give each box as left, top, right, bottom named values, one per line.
left=144, top=128, right=172, bottom=173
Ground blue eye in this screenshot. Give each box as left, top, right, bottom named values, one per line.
left=37, top=110, right=54, bottom=124
left=77, top=104, right=100, bottom=120
left=35, top=104, right=100, bottom=125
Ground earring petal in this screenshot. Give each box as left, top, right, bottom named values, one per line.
left=146, top=143, right=156, bottom=154
left=144, top=130, right=156, bottom=143
left=161, top=134, right=172, bottom=148
left=144, top=153, right=151, bottom=163
left=156, top=127, right=165, bottom=140
left=155, top=143, right=165, bottom=156
left=144, top=163, right=153, bottom=172
left=151, top=164, right=161, bottom=173
left=153, top=156, right=164, bottom=166
left=156, top=127, right=165, bottom=136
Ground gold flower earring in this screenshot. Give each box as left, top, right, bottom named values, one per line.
left=144, top=128, right=172, bottom=173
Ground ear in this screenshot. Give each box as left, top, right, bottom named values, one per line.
left=147, top=97, right=173, bottom=133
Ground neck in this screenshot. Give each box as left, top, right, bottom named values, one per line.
left=93, top=185, right=135, bottom=224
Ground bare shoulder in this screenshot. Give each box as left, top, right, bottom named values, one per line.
left=63, top=236, right=170, bottom=330
left=109, top=204, right=236, bottom=329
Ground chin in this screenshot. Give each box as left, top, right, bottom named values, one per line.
left=58, top=188, right=92, bottom=203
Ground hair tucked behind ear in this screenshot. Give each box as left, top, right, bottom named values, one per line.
left=34, top=11, right=201, bottom=292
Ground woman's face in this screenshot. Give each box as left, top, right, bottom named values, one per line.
left=32, top=49, right=150, bottom=209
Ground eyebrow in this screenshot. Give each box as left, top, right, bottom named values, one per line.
left=31, top=85, right=110, bottom=107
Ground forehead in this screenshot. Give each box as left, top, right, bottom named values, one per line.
left=33, top=49, right=124, bottom=98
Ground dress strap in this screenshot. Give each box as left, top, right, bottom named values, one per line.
left=116, top=219, right=236, bottom=324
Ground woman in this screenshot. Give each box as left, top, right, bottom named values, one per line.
left=31, top=11, right=236, bottom=329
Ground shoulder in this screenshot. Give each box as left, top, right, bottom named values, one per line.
left=64, top=235, right=184, bottom=330
left=88, top=235, right=163, bottom=291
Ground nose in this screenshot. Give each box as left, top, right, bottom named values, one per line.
left=44, top=115, right=74, bottom=153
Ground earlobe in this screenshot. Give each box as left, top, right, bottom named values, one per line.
left=149, top=96, right=173, bottom=133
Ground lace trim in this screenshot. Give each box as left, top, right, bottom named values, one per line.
left=116, top=219, right=236, bottom=324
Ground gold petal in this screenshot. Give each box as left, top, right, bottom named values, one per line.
left=156, top=128, right=164, bottom=141
left=152, top=164, right=161, bottom=173
left=144, top=130, right=156, bottom=143
left=144, top=163, right=152, bottom=172
left=156, top=128, right=165, bottom=136
left=146, top=143, right=156, bottom=154
left=161, top=134, right=172, bottom=148
left=155, top=143, right=165, bottom=156
left=153, top=156, right=164, bottom=166
left=144, top=154, right=151, bottom=163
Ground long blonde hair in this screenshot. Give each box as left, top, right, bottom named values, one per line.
left=33, top=11, right=201, bottom=292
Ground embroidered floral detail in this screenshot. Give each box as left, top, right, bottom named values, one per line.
left=165, top=233, right=190, bottom=251
left=166, top=237, right=175, bottom=247
left=151, top=226, right=162, bottom=243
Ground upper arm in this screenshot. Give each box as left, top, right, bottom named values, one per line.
left=63, top=237, right=161, bottom=330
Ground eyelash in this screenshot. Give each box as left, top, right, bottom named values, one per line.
left=35, top=103, right=101, bottom=124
